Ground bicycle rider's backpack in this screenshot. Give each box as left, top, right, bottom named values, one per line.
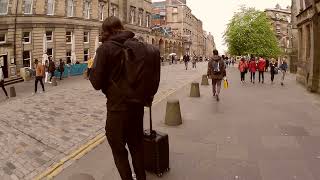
left=110, top=38, right=161, bottom=106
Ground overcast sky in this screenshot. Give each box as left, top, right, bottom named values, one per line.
left=153, top=0, right=291, bottom=53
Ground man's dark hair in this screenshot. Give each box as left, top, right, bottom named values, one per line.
left=101, top=17, right=124, bottom=42
left=213, top=50, right=219, bottom=56
left=34, top=59, right=38, bottom=64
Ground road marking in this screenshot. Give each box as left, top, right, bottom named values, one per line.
left=35, top=74, right=202, bottom=180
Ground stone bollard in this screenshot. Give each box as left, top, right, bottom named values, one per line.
left=52, top=77, right=58, bottom=86
left=165, top=99, right=182, bottom=126
left=10, top=86, right=16, bottom=97
left=68, top=173, right=95, bottom=180
left=201, top=75, right=209, bottom=86
left=190, top=82, right=200, bottom=97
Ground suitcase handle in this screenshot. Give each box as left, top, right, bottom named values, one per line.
left=148, top=106, right=157, bottom=137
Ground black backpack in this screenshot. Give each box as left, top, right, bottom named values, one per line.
left=110, top=38, right=161, bottom=107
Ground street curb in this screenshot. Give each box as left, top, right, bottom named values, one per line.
left=35, top=70, right=203, bottom=180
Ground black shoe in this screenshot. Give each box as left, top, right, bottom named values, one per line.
left=281, top=82, right=284, bottom=86
left=216, top=95, right=220, bottom=102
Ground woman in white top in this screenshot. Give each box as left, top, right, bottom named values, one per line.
left=0, top=67, right=9, bottom=98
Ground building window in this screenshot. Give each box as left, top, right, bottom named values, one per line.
left=98, top=3, right=105, bottom=21
left=47, top=48, right=53, bottom=58
left=0, top=0, right=9, bottom=15
left=66, top=31, right=72, bottom=43
left=130, top=7, right=136, bottom=24
left=138, top=11, right=143, bottom=26
left=23, top=32, right=31, bottom=44
left=47, top=0, right=54, bottom=15
left=84, top=31, right=89, bottom=43
left=173, top=7, right=178, bottom=13
left=46, top=31, right=53, bottom=42
left=146, top=14, right=150, bottom=28
left=84, top=0, right=91, bottom=19
left=173, top=14, right=178, bottom=22
left=0, top=33, right=6, bottom=43
left=23, top=51, right=31, bottom=67
left=67, top=0, right=74, bottom=17
left=66, top=50, right=71, bottom=62
left=111, top=4, right=118, bottom=17
left=24, top=0, right=33, bottom=14
left=84, top=49, right=89, bottom=61
left=306, top=24, right=311, bottom=59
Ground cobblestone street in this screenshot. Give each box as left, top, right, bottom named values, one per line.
left=0, top=62, right=208, bottom=180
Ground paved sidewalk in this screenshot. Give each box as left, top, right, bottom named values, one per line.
left=0, top=62, right=208, bottom=180
left=55, top=67, right=320, bottom=180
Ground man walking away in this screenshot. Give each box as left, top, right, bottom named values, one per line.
left=249, top=57, right=257, bottom=83
left=34, top=59, right=45, bottom=94
left=90, top=17, right=160, bottom=180
left=207, top=50, right=226, bottom=102
left=0, top=67, right=9, bottom=99
left=258, top=57, right=266, bottom=83
left=48, top=58, right=56, bottom=83
left=183, top=54, right=190, bottom=70
left=270, top=59, right=277, bottom=84
left=87, top=57, right=94, bottom=79
left=280, top=60, right=288, bottom=86
left=265, top=59, right=270, bottom=72
left=58, top=59, right=65, bottom=80
left=192, top=56, right=197, bottom=68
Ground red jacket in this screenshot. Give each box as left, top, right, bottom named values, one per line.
left=258, top=58, right=266, bottom=72
left=238, top=61, right=248, bottom=72
left=249, top=61, right=257, bottom=72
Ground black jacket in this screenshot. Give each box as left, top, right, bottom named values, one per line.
left=90, top=31, right=135, bottom=111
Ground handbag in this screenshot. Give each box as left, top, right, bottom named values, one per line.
left=224, top=79, right=229, bottom=89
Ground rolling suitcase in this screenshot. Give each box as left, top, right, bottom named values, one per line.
left=144, top=106, right=170, bottom=177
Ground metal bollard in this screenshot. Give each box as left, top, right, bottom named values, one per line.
left=165, top=99, right=182, bottom=126
left=201, top=75, right=209, bottom=86
left=10, top=86, right=16, bottom=97
left=190, top=82, right=200, bottom=97
left=52, top=77, right=57, bottom=86
left=68, top=173, right=95, bottom=180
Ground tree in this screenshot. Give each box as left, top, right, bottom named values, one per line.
left=224, top=7, right=281, bottom=57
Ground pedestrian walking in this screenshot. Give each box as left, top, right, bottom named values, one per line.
left=44, top=60, right=49, bottom=83
left=207, top=50, right=226, bottom=101
left=249, top=57, right=257, bottom=83
left=0, top=67, right=9, bottom=99
left=192, top=56, right=197, bottom=68
left=34, top=59, right=45, bottom=94
left=238, top=58, right=248, bottom=83
left=279, top=60, right=288, bottom=86
left=265, top=59, right=270, bottom=72
left=171, top=55, right=175, bottom=64
left=258, top=57, right=266, bottom=83
left=48, top=57, right=56, bottom=83
left=183, top=54, right=190, bottom=70
left=90, top=17, right=160, bottom=180
left=87, top=57, right=94, bottom=79
left=270, top=59, right=277, bottom=84
left=58, top=59, right=65, bottom=80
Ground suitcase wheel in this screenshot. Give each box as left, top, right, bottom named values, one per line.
left=157, top=173, right=163, bottom=177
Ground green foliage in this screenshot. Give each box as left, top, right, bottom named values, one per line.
left=224, top=7, right=282, bottom=57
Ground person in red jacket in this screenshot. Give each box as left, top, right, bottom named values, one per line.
left=257, top=57, right=266, bottom=83
left=238, top=58, right=248, bottom=83
left=249, top=57, right=257, bottom=83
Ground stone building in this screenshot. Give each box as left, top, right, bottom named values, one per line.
left=204, top=32, right=215, bottom=58
left=265, top=5, right=292, bottom=66
left=0, top=0, right=155, bottom=81
left=151, top=0, right=214, bottom=58
left=293, top=0, right=320, bottom=93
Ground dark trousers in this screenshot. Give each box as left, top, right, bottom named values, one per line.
left=240, top=72, right=246, bottom=81
left=271, top=72, right=275, bottom=82
left=106, top=105, right=146, bottom=180
left=35, top=76, right=45, bottom=93
left=259, top=71, right=264, bottom=83
left=87, top=68, right=91, bottom=78
left=59, top=71, right=64, bottom=80
left=0, top=80, right=8, bottom=97
left=250, top=72, right=256, bottom=82
left=49, top=71, right=55, bottom=81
